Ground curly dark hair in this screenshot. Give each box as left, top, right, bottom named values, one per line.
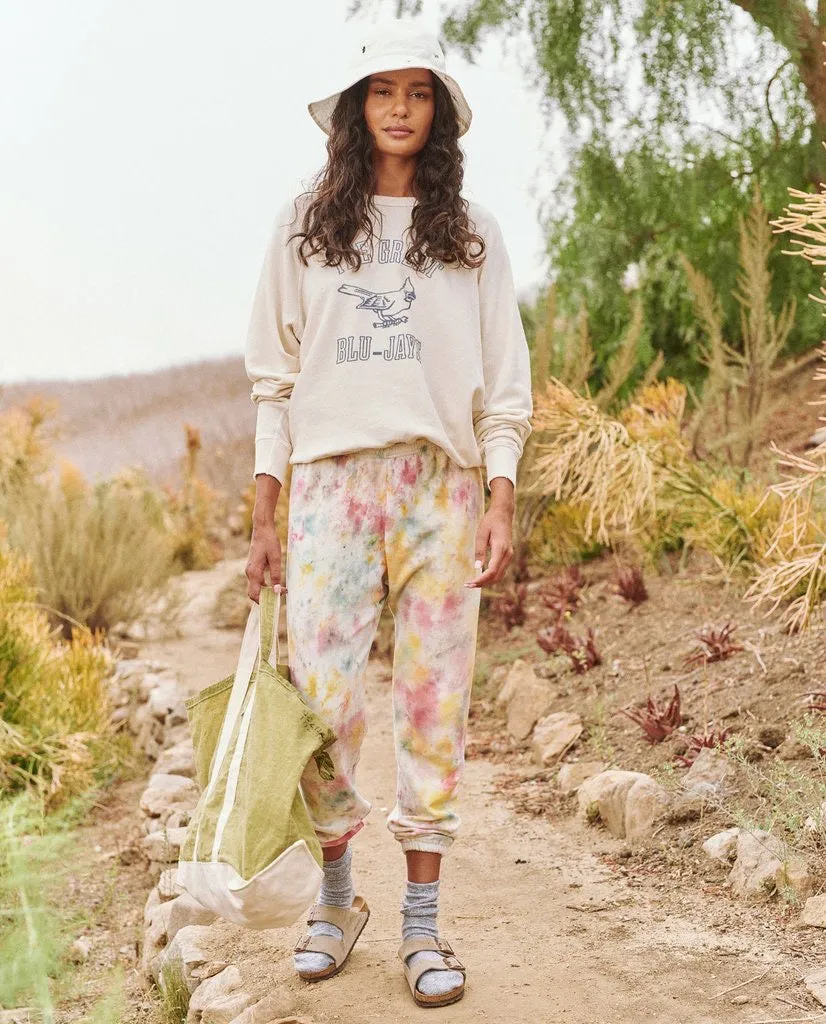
left=290, top=74, right=485, bottom=273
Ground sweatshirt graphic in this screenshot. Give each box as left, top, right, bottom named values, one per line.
left=244, top=193, right=533, bottom=487
left=337, top=276, right=417, bottom=328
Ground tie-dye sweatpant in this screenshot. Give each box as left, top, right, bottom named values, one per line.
left=284, top=439, right=484, bottom=857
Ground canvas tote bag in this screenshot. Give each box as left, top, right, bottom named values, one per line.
left=176, top=584, right=337, bottom=929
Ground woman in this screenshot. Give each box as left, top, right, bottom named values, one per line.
left=243, top=19, right=532, bottom=1009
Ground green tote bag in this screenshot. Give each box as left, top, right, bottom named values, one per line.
left=175, top=585, right=337, bottom=930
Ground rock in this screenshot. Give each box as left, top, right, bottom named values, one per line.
left=109, top=706, right=131, bottom=728
left=730, top=995, right=749, bottom=1005
left=578, top=770, right=670, bottom=840
left=804, top=966, right=826, bottom=1006
left=149, top=679, right=188, bottom=726
left=156, top=924, right=217, bottom=991
left=503, top=665, right=554, bottom=741
left=144, top=886, right=162, bottom=926
left=225, top=992, right=297, bottom=1024
left=782, top=857, right=814, bottom=900
left=142, top=826, right=188, bottom=863
left=757, top=724, right=786, bottom=749
left=187, top=966, right=255, bottom=1024
left=69, top=935, right=93, bottom=963
left=154, top=740, right=196, bottom=779
left=806, top=425, right=826, bottom=449
left=779, top=736, right=813, bottom=760
left=166, top=892, right=217, bottom=938
left=666, top=794, right=704, bottom=824
left=144, top=808, right=191, bottom=835
left=164, top=723, right=193, bottom=748
left=531, top=712, right=583, bottom=765
left=802, top=897, right=826, bottom=929
left=729, top=828, right=790, bottom=898
left=557, top=761, right=606, bottom=795
left=140, top=774, right=199, bottom=820
left=682, top=748, right=731, bottom=799
left=143, top=893, right=216, bottom=969
left=159, top=867, right=186, bottom=901
left=702, top=828, right=740, bottom=864
left=496, top=658, right=531, bottom=707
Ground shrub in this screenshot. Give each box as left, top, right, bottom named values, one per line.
left=5, top=469, right=178, bottom=638
left=0, top=533, right=125, bottom=804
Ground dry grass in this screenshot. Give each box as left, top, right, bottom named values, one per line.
left=681, top=187, right=801, bottom=467
left=0, top=532, right=126, bottom=805
left=5, top=470, right=178, bottom=638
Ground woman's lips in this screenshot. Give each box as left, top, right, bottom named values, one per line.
left=385, top=127, right=413, bottom=137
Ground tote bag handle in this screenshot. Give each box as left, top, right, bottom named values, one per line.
left=202, top=586, right=282, bottom=800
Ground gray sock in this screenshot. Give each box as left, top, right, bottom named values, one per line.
left=401, top=879, right=463, bottom=998
left=294, top=844, right=355, bottom=976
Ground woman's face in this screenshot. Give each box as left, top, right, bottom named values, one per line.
left=363, top=68, right=435, bottom=157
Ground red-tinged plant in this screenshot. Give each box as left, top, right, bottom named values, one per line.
left=684, top=622, right=744, bottom=666
left=619, top=686, right=682, bottom=744
left=542, top=565, right=586, bottom=621
left=494, top=582, right=528, bottom=630
left=675, top=728, right=732, bottom=766
left=536, top=622, right=601, bottom=673
left=614, top=565, right=648, bottom=606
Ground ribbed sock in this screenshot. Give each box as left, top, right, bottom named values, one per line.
left=401, top=879, right=463, bottom=998
left=294, top=844, right=355, bottom=976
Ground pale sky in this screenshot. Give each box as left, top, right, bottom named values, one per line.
left=0, top=0, right=557, bottom=384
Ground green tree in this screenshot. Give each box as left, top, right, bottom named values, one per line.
left=352, top=0, right=826, bottom=380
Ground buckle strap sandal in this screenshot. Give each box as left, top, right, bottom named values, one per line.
left=397, top=935, right=466, bottom=1007
left=293, top=895, right=370, bottom=981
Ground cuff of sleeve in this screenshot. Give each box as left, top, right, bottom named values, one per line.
left=254, top=437, right=292, bottom=485
left=484, top=446, right=518, bottom=488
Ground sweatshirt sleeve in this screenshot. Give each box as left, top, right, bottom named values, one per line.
left=473, top=209, right=533, bottom=488
left=244, top=199, right=304, bottom=485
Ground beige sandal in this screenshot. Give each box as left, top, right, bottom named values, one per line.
left=398, top=936, right=466, bottom=1007
left=293, top=896, right=370, bottom=981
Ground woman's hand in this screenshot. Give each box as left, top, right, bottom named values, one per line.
left=246, top=523, right=282, bottom=603
left=465, top=477, right=515, bottom=588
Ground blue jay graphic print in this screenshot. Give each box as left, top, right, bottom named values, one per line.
left=337, top=276, right=416, bottom=328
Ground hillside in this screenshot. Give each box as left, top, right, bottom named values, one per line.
left=1, top=356, right=255, bottom=493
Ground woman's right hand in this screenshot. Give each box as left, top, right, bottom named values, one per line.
left=246, top=522, right=283, bottom=604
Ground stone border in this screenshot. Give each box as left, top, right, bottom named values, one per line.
left=111, top=659, right=305, bottom=1024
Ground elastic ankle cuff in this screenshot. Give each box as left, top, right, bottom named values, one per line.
left=398, top=836, right=453, bottom=855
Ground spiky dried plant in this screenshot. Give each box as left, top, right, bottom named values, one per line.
left=619, top=686, right=682, bottom=744
left=675, top=727, right=732, bottom=766
left=746, top=343, right=826, bottom=633
left=529, top=379, right=659, bottom=545
left=542, top=565, right=585, bottom=620
left=681, top=186, right=800, bottom=467
left=684, top=622, right=744, bottom=666
left=494, top=582, right=528, bottom=630
left=614, top=564, right=648, bottom=605
left=536, top=622, right=601, bottom=673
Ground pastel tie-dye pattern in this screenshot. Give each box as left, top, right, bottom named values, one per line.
left=285, top=439, right=484, bottom=856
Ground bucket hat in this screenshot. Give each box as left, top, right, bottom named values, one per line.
left=307, top=20, right=472, bottom=137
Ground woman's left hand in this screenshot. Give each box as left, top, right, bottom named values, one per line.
left=466, top=481, right=515, bottom=588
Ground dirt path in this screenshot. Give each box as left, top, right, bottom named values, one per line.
left=140, top=563, right=809, bottom=1024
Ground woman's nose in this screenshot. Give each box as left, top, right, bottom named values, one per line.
left=391, top=94, right=409, bottom=116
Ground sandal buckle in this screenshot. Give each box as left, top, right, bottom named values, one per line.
left=293, top=936, right=310, bottom=952
left=437, top=938, right=454, bottom=954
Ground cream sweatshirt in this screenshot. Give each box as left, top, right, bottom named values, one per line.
left=244, top=192, right=533, bottom=488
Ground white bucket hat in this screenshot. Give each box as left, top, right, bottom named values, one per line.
left=307, top=20, right=472, bottom=138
